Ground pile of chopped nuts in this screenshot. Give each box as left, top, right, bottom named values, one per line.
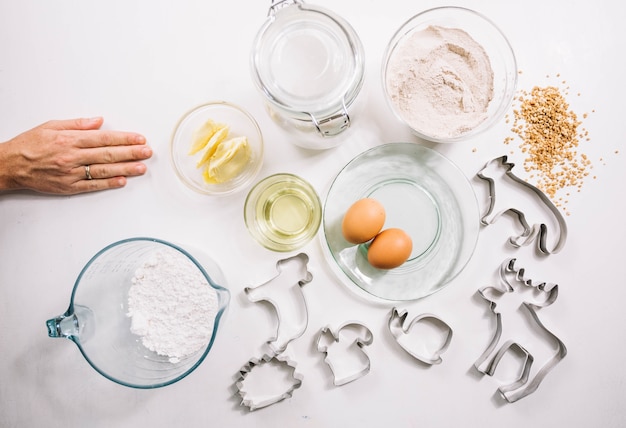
left=504, top=76, right=592, bottom=212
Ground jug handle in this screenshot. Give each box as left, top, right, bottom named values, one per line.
left=46, top=304, right=95, bottom=341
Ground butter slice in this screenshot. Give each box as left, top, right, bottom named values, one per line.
left=195, top=124, right=230, bottom=168
left=202, top=136, right=251, bottom=184
left=189, top=119, right=224, bottom=155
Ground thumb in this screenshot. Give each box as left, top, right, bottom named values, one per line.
left=44, top=117, right=104, bottom=131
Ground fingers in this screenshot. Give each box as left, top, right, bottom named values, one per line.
left=72, top=176, right=128, bottom=194
left=43, top=117, right=147, bottom=149
left=78, top=144, right=153, bottom=167
left=82, top=162, right=148, bottom=180
left=43, top=117, right=104, bottom=131
left=75, top=130, right=147, bottom=149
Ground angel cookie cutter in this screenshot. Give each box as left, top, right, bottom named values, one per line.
left=316, top=322, right=373, bottom=386
left=244, top=253, right=313, bottom=354
left=474, top=258, right=567, bottom=403
left=387, top=308, right=453, bottom=365
left=476, top=155, right=568, bottom=254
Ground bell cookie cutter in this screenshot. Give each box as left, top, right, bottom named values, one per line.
left=474, top=258, right=567, bottom=403
left=476, top=155, right=568, bottom=254
left=387, top=308, right=453, bottom=365
left=315, top=322, right=373, bottom=386
left=235, top=352, right=304, bottom=411
left=244, top=252, right=313, bottom=354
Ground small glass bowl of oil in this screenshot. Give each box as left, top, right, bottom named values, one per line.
left=244, top=173, right=322, bottom=252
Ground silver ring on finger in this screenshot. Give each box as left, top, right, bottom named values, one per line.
left=84, top=164, right=93, bottom=180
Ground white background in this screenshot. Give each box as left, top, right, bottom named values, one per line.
left=1, top=0, right=625, bottom=427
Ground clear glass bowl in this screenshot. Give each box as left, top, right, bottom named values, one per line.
left=245, top=173, right=322, bottom=252
left=322, top=143, right=480, bottom=301
left=382, top=6, right=518, bottom=143
left=171, top=101, right=264, bottom=195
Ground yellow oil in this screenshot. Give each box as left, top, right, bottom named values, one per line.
left=260, top=188, right=315, bottom=242
left=246, top=173, right=322, bottom=251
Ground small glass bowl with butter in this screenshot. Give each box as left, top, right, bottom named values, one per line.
left=171, top=101, right=264, bottom=196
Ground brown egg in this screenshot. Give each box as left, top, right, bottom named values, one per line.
left=367, top=228, right=413, bottom=269
left=341, top=198, right=386, bottom=244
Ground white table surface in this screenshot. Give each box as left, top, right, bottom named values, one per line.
left=1, top=0, right=625, bottom=426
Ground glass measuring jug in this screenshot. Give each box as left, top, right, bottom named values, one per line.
left=46, top=237, right=230, bottom=389
left=250, top=0, right=365, bottom=149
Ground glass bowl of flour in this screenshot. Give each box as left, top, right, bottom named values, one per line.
left=382, top=7, right=517, bottom=143
left=46, top=238, right=230, bottom=388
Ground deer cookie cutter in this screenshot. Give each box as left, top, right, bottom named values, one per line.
left=243, top=253, right=313, bottom=354
left=387, top=308, right=453, bottom=365
left=315, top=322, right=374, bottom=386
left=476, top=155, right=568, bottom=254
left=474, top=258, right=567, bottom=403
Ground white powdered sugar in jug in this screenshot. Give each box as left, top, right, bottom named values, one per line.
left=126, top=247, right=218, bottom=363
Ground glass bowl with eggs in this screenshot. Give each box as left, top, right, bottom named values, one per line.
left=381, top=6, right=518, bottom=143
left=171, top=101, right=264, bottom=196
left=322, top=143, right=480, bottom=301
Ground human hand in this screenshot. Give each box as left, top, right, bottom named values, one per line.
left=0, top=117, right=152, bottom=195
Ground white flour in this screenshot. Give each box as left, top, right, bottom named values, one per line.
left=126, top=247, right=218, bottom=363
left=385, top=25, right=494, bottom=139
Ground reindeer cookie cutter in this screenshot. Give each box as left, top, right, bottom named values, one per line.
left=476, top=155, right=568, bottom=254
left=474, top=258, right=567, bottom=403
left=387, top=308, right=453, bottom=365
left=315, top=322, right=373, bottom=386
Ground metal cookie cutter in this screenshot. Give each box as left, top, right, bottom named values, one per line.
left=315, top=322, right=373, bottom=386
left=474, top=258, right=567, bottom=403
left=235, top=352, right=303, bottom=411
left=244, top=253, right=313, bottom=354
left=387, top=308, right=453, bottom=365
left=476, top=155, right=568, bottom=254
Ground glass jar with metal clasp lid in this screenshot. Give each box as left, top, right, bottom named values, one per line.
left=250, top=0, right=366, bottom=149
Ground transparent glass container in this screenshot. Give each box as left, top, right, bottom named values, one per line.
left=250, top=0, right=365, bottom=149
left=322, top=143, right=480, bottom=301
